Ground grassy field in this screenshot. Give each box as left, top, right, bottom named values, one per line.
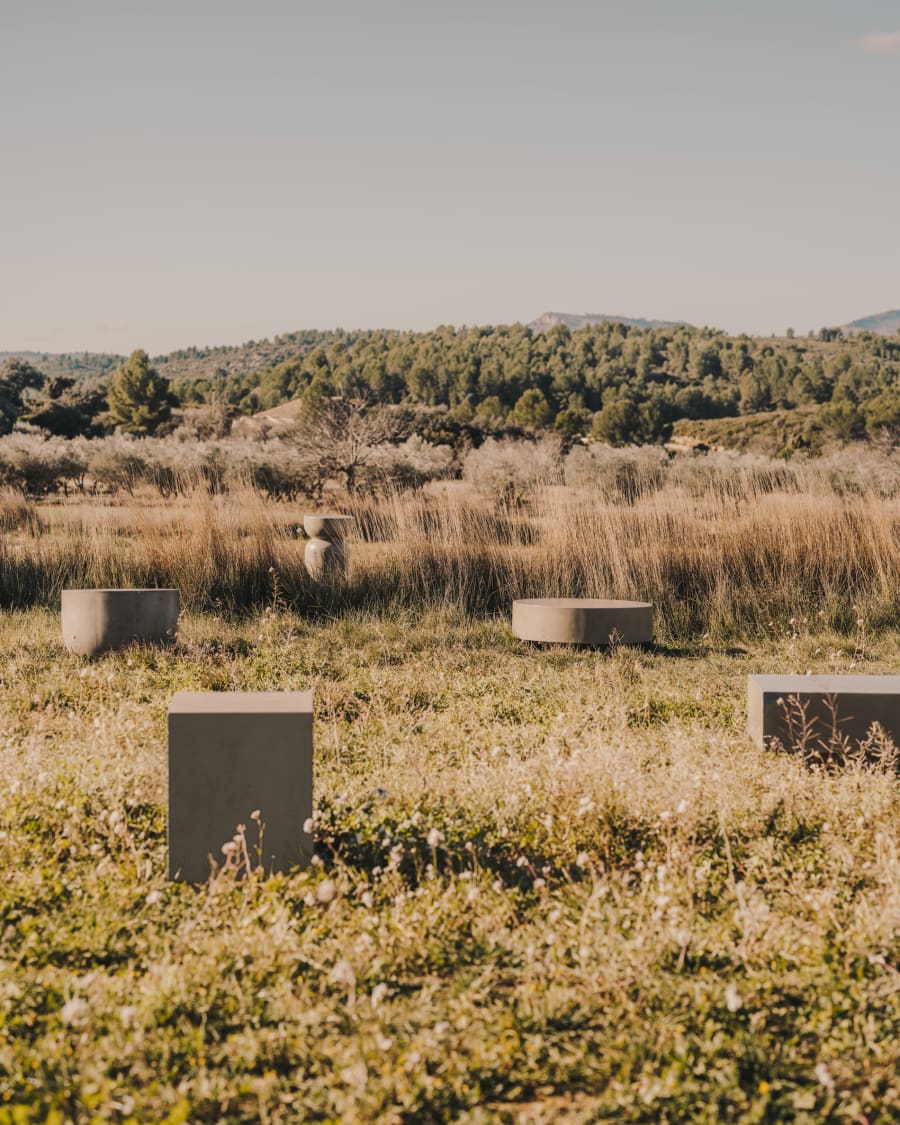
left=1, top=476, right=899, bottom=1122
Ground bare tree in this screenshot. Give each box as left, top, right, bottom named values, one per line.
left=282, top=395, right=404, bottom=496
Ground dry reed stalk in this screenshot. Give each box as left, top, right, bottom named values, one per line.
left=0, top=480, right=897, bottom=639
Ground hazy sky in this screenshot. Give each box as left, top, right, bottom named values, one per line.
left=2, top=0, right=898, bottom=353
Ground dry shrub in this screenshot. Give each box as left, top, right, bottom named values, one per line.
left=666, top=449, right=800, bottom=501
left=0, top=431, right=86, bottom=494
left=0, top=487, right=43, bottom=534
left=805, top=448, right=900, bottom=499
left=463, top=436, right=564, bottom=504
left=565, top=443, right=668, bottom=502
left=361, top=436, right=455, bottom=494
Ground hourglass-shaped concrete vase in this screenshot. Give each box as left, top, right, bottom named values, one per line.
left=303, top=514, right=353, bottom=583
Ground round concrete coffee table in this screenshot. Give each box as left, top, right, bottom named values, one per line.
left=62, top=588, right=180, bottom=657
left=512, top=598, right=653, bottom=646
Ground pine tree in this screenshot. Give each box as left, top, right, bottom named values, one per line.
left=107, top=350, right=172, bottom=435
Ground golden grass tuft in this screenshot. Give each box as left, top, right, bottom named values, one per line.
left=0, top=475, right=897, bottom=641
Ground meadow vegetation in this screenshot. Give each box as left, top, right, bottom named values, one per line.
left=1, top=449, right=899, bottom=1121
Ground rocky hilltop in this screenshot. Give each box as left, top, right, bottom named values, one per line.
left=529, top=311, right=688, bottom=333
left=842, top=309, right=900, bottom=336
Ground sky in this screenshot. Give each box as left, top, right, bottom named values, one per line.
left=1, top=0, right=898, bottom=354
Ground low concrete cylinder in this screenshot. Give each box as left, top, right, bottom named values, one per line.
left=168, top=691, right=314, bottom=882
left=303, top=513, right=353, bottom=583
left=61, top=588, right=180, bottom=657
left=748, top=674, right=900, bottom=753
left=512, top=598, right=653, bottom=645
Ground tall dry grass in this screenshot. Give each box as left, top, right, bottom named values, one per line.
left=1, top=459, right=897, bottom=640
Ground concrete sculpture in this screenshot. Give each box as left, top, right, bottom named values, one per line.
left=747, top=674, right=900, bottom=753
left=61, top=588, right=180, bottom=657
left=303, top=513, right=353, bottom=583
left=512, top=598, right=653, bottom=645
left=168, top=691, right=314, bottom=882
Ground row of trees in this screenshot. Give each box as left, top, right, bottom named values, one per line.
left=0, top=351, right=172, bottom=439
left=4, top=321, right=900, bottom=448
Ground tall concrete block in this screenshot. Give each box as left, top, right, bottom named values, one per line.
left=62, top=588, right=179, bottom=657
left=512, top=598, right=653, bottom=645
left=303, top=513, right=353, bottom=583
left=747, top=674, right=900, bottom=753
left=168, top=691, right=314, bottom=882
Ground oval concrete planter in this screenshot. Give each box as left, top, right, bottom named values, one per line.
left=61, top=588, right=180, bottom=657
left=512, top=598, right=653, bottom=646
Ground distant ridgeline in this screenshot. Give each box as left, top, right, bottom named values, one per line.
left=3, top=314, right=899, bottom=451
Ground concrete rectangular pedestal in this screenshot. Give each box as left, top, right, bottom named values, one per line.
left=168, top=691, right=313, bottom=881
left=748, top=675, right=900, bottom=753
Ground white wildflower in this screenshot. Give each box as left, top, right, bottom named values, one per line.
left=118, top=1005, right=139, bottom=1027
left=725, top=983, right=742, bottom=1012
left=426, top=828, right=445, bottom=848
left=316, top=878, right=337, bottom=904
left=815, top=1062, right=834, bottom=1089
left=61, top=997, right=90, bottom=1027
left=330, top=959, right=355, bottom=987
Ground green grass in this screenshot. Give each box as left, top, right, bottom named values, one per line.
left=1, top=608, right=899, bottom=1121
left=670, top=408, right=828, bottom=456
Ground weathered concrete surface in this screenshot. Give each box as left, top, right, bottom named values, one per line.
left=512, top=598, right=653, bottom=645
left=303, top=513, right=353, bottom=582
left=168, top=691, right=314, bottom=882
left=61, top=588, right=179, bottom=657
left=304, top=538, right=348, bottom=583
left=303, top=513, right=354, bottom=542
left=747, top=674, right=900, bottom=752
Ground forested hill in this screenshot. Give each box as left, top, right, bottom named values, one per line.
left=167, top=320, right=900, bottom=450
left=4, top=317, right=900, bottom=450
left=0, top=351, right=124, bottom=377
